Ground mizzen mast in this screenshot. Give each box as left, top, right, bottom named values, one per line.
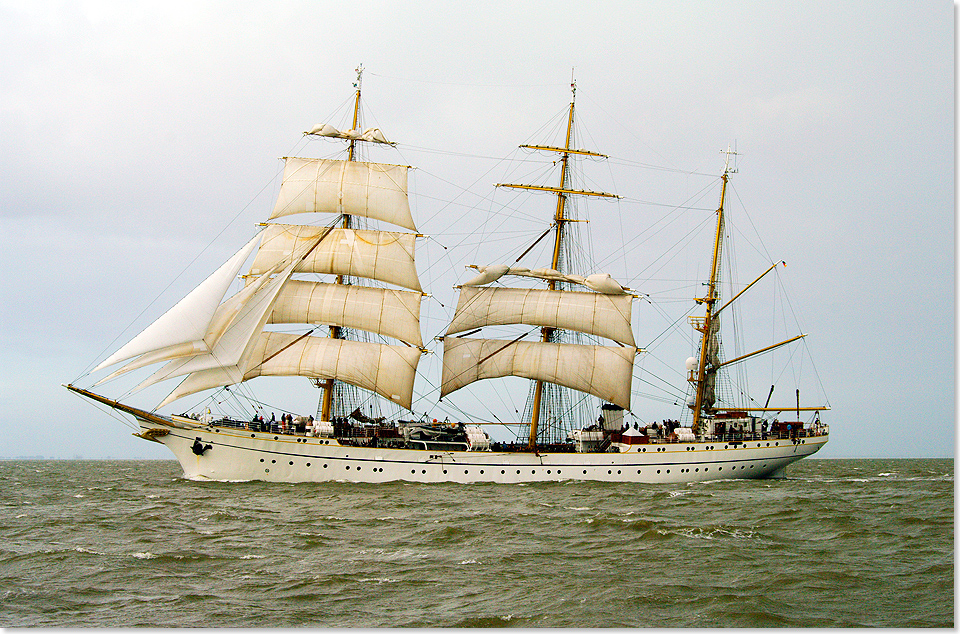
left=689, top=147, right=736, bottom=436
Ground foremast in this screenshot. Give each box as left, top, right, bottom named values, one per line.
left=84, top=65, right=423, bottom=419
left=319, top=65, right=364, bottom=422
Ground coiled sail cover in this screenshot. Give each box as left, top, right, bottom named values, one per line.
left=270, top=157, right=415, bottom=232
left=441, top=337, right=635, bottom=410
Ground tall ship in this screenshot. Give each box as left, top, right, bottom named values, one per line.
left=66, top=70, right=829, bottom=483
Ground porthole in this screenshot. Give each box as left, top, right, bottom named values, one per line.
left=289, top=461, right=294, bottom=466
left=666, top=469, right=671, bottom=474
left=516, top=470, right=521, bottom=475
left=443, top=470, right=448, bottom=474
left=695, top=468, right=699, bottom=472
left=259, top=458, right=264, bottom=463
left=501, top=470, right=506, bottom=474
left=264, top=468, right=269, bottom=473
left=608, top=470, right=612, bottom=474
left=357, top=466, right=361, bottom=471
left=271, top=459, right=276, bottom=464
left=617, top=470, right=621, bottom=474
left=411, top=470, right=416, bottom=474
left=637, top=469, right=641, bottom=474
left=274, top=436, right=279, bottom=440
left=479, top=470, right=484, bottom=474
left=306, top=463, right=311, bottom=467
left=656, top=469, right=661, bottom=474
left=345, top=466, right=350, bottom=470
left=421, top=469, right=426, bottom=474
left=323, top=464, right=328, bottom=468
left=250, top=434, right=256, bottom=438
left=583, top=470, right=587, bottom=475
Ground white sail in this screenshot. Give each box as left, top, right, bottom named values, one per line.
left=93, top=234, right=262, bottom=372
left=94, top=258, right=289, bottom=385
left=441, top=337, right=635, bottom=409
left=270, top=157, right=415, bottom=232
left=270, top=280, right=423, bottom=347
left=446, top=286, right=635, bottom=347
left=133, top=257, right=296, bottom=396
left=159, top=332, right=420, bottom=410
left=249, top=225, right=422, bottom=292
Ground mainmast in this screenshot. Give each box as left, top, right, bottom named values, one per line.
left=689, top=148, right=736, bottom=436
left=497, top=79, right=619, bottom=448
left=319, top=65, right=364, bottom=422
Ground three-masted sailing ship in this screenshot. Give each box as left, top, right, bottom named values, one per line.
left=67, top=71, right=829, bottom=483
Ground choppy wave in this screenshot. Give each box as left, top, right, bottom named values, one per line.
left=0, top=458, right=952, bottom=627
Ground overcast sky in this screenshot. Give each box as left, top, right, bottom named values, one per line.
left=0, top=1, right=953, bottom=459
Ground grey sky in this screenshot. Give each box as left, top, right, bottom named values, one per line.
left=0, top=1, right=953, bottom=459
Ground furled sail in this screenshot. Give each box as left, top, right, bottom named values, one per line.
left=305, top=124, right=393, bottom=145
left=441, top=336, right=635, bottom=410
left=446, top=286, right=635, bottom=347
left=159, top=332, right=420, bottom=409
left=269, top=280, right=423, bottom=347
left=270, top=157, right=415, bottom=232
left=249, top=224, right=422, bottom=292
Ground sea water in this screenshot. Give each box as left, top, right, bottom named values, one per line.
left=0, top=458, right=952, bottom=627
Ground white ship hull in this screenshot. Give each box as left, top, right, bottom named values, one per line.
left=144, top=416, right=827, bottom=484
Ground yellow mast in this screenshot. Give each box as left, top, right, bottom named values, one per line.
left=497, top=79, right=618, bottom=449
left=320, top=65, right=364, bottom=422
left=690, top=148, right=735, bottom=436
left=526, top=85, right=577, bottom=449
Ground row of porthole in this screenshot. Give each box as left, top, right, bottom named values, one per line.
left=642, top=442, right=785, bottom=452
left=257, top=461, right=770, bottom=476
left=242, top=431, right=333, bottom=445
